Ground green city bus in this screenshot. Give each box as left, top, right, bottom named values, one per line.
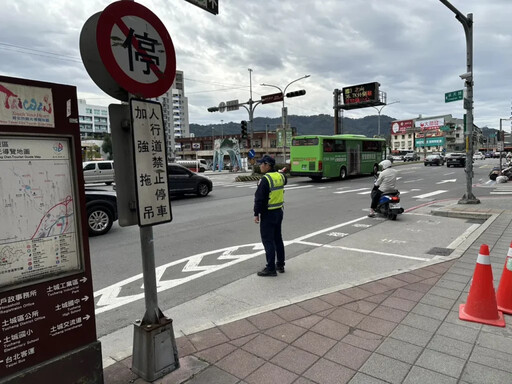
left=290, top=134, right=386, bottom=180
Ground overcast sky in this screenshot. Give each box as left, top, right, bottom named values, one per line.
left=1, top=0, right=511, bottom=130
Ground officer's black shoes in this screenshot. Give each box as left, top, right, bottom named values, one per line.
left=257, top=267, right=277, bottom=277
left=276, top=266, right=285, bottom=273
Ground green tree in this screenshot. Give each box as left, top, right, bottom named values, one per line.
left=102, top=134, right=113, bottom=160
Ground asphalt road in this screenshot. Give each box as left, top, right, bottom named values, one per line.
left=89, top=158, right=499, bottom=338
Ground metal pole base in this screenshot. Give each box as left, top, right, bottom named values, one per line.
left=132, top=317, right=179, bottom=382
left=458, top=194, right=480, bottom=204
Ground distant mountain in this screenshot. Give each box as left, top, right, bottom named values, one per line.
left=190, top=114, right=396, bottom=138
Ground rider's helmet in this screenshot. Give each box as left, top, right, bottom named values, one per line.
left=379, top=159, right=392, bottom=171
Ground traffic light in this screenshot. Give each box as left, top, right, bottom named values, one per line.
left=207, top=107, right=219, bottom=112
left=286, top=89, right=306, bottom=98
left=241, top=120, right=248, bottom=139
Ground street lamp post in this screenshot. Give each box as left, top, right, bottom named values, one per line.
left=261, top=75, right=310, bottom=163
left=371, top=100, right=400, bottom=137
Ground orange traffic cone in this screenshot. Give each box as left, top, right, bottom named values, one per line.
left=459, top=244, right=505, bottom=327
left=496, top=241, right=512, bottom=314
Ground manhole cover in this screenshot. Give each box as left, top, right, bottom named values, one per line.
left=427, top=247, right=454, bottom=257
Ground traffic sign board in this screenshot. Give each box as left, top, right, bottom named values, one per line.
left=226, top=99, right=239, bottom=111
left=95, top=1, right=176, bottom=99
left=261, top=92, right=284, bottom=104
left=445, top=90, right=463, bottom=103
left=184, top=0, right=219, bottom=15
left=218, top=101, right=226, bottom=112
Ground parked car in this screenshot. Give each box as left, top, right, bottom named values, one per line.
left=445, top=152, right=466, bottom=167
left=83, top=160, right=115, bottom=185
left=168, top=163, right=213, bottom=197
left=424, top=154, right=444, bottom=166
left=403, top=152, right=420, bottom=162
left=85, top=189, right=118, bottom=236
left=473, top=152, right=485, bottom=160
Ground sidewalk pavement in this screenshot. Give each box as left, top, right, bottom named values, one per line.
left=103, top=195, right=512, bottom=384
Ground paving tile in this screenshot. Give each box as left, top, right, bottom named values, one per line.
left=420, top=293, right=457, bottom=309
left=359, top=281, right=394, bottom=294
left=409, top=268, right=439, bottom=279
left=341, top=329, right=384, bottom=352
left=272, top=345, right=319, bottom=375
left=380, top=296, right=416, bottom=311
left=444, top=310, right=482, bottom=329
left=175, top=336, right=196, bottom=357
left=184, top=365, right=239, bottom=384
left=365, top=292, right=391, bottom=304
left=194, top=342, right=237, bottom=364
left=375, top=337, right=423, bottom=364
left=348, top=372, right=389, bottom=383
left=188, top=327, right=230, bottom=351
left=103, top=362, right=139, bottom=384
left=229, top=334, right=258, bottom=347
left=441, top=272, right=472, bottom=284
left=215, top=349, right=265, bottom=380
left=246, top=311, right=286, bottom=330
left=219, top=319, right=259, bottom=340
left=360, top=353, right=411, bottom=384
left=292, top=378, right=317, bottom=384
left=244, top=362, right=297, bottom=384
left=297, top=297, right=334, bottom=313
left=356, top=315, right=398, bottom=336
left=411, top=302, right=449, bottom=321
left=470, top=345, right=512, bottom=373
left=311, top=317, right=350, bottom=340
left=435, top=277, right=468, bottom=291
left=389, top=324, right=433, bottom=347
left=390, top=287, right=425, bottom=302
left=476, top=329, right=512, bottom=355
left=393, top=272, right=425, bottom=284
left=342, top=300, right=378, bottom=314
left=377, top=276, right=410, bottom=289
left=342, top=286, right=373, bottom=300
left=406, top=282, right=436, bottom=293
left=291, top=314, right=323, bottom=329
left=370, top=305, right=408, bottom=323
left=428, top=286, right=462, bottom=300
left=157, top=355, right=209, bottom=384
left=416, top=348, right=465, bottom=378
left=327, top=307, right=366, bottom=327
left=401, top=312, right=442, bottom=333
left=427, top=334, right=473, bottom=360
left=403, top=366, right=458, bottom=384
left=292, top=330, right=338, bottom=356
left=324, top=341, right=372, bottom=370
left=461, top=361, right=512, bottom=384
left=264, top=323, right=307, bottom=344
left=303, top=358, right=356, bottom=384
left=320, top=291, right=357, bottom=306
left=436, top=322, right=480, bottom=344
left=272, top=304, right=312, bottom=322
left=241, top=334, right=287, bottom=359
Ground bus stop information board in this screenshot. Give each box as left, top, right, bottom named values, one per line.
left=0, top=76, right=99, bottom=383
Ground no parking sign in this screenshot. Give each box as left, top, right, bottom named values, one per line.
left=80, top=1, right=176, bottom=101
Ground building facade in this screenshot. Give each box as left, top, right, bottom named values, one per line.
left=153, top=70, right=189, bottom=159
left=78, top=99, right=110, bottom=139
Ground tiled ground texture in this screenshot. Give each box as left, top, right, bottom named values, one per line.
left=103, top=212, right=512, bottom=384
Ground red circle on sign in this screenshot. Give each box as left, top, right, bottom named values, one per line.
left=97, top=1, right=176, bottom=98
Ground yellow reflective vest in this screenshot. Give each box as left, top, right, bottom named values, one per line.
left=263, top=172, right=286, bottom=210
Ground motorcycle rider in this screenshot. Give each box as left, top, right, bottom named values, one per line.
left=368, top=159, right=397, bottom=218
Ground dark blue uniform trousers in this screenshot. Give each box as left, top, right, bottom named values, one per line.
left=260, top=208, right=285, bottom=271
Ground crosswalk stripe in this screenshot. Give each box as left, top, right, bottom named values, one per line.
left=334, top=188, right=371, bottom=194
left=412, top=190, right=448, bottom=199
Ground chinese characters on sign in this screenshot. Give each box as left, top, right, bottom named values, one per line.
left=390, top=120, right=413, bottom=135
left=130, top=99, right=172, bottom=227
left=415, top=118, right=445, bottom=132
left=342, top=82, right=380, bottom=107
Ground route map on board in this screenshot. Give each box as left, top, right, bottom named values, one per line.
left=0, top=137, right=80, bottom=288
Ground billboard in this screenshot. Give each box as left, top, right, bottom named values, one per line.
left=391, top=120, right=413, bottom=135
left=341, top=82, right=384, bottom=110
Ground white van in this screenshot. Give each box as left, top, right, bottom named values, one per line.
left=83, top=160, right=115, bottom=185
left=176, top=159, right=208, bottom=172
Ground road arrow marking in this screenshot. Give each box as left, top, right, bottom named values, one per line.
left=436, top=179, right=456, bottom=184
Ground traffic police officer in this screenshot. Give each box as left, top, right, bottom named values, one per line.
left=254, top=155, right=287, bottom=276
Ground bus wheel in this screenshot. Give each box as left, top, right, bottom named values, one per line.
left=339, top=167, right=347, bottom=180
left=373, top=164, right=379, bottom=175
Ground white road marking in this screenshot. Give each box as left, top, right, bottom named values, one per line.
left=403, top=179, right=423, bottom=184
left=412, top=190, right=448, bottom=199
left=436, top=179, right=456, bottom=184
left=333, top=188, right=371, bottom=194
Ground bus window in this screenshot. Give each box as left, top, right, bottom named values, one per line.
left=362, top=141, right=382, bottom=152
left=334, top=140, right=346, bottom=152
left=323, top=139, right=335, bottom=152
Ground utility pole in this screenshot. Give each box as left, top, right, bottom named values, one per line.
left=371, top=100, right=400, bottom=137
left=440, top=0, right=479, bottom=204
left=333, top=89, right=341, bottom=134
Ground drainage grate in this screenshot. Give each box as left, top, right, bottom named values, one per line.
left=466, top=218, right=485, bottom=224
left=427, top=247, right=454, bottom=257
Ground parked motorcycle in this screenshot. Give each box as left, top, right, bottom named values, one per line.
left=489, top=165, right=512, bottom=181
left=371, top=187, right=404, bottom=220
